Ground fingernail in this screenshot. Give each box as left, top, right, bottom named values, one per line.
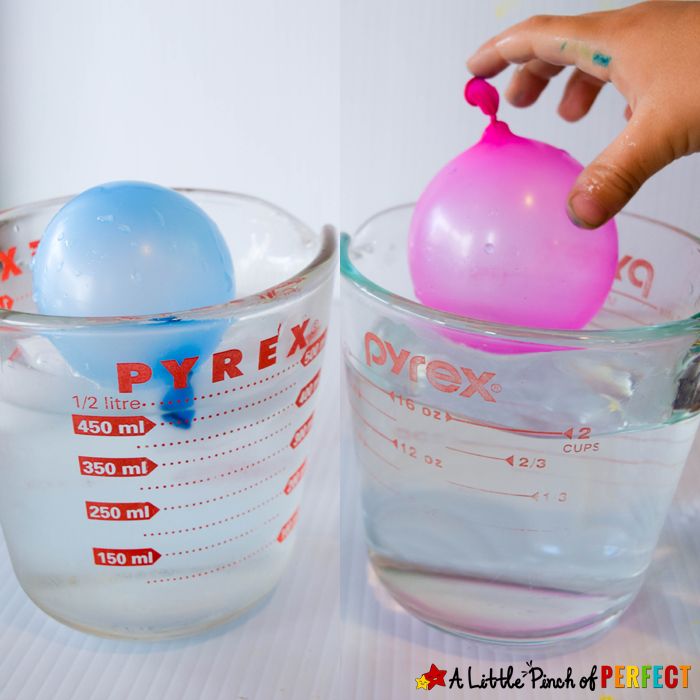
left=509, top=90, right=527, bottom=106
left=567, top=193, right=608, bottom=229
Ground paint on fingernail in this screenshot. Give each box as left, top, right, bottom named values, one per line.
left=592, top=52, right=611, bottom=67
left=559, top=41, right=567, bottom=51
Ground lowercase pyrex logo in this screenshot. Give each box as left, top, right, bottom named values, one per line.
left=364, top=331, right=500, bottom=402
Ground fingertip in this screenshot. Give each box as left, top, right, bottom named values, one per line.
left=505, top=86, right=535, bottom=108
left=467, top=46, right=508, bottom=78
left=557, top=100, right=584, bottom=122
left=567, top=192, right=610, bottom=229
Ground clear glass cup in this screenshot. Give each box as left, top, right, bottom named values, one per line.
left=341, top=205, right=700, bottom=646
left=0, top=190, right=335, bottom=639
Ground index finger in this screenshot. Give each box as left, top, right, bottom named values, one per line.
left=467, top=14, right=615, bottom=83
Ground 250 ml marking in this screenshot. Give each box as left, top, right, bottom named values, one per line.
left=86, top=501, right=158, bottom=521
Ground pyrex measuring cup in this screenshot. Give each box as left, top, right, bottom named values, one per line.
left=341, top=206, right=700, bottom=646
left=0, top=190, right=335, bottom=639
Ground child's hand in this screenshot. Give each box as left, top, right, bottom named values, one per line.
left=468, top=1, right=700, bottom=229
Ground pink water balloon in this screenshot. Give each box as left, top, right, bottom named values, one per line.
left=408, top=78, right=618, bottom=337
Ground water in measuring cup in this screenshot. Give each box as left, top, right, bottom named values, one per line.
left=0, top=323, right=325, bottom=638
left=346, top=358, right=700, bottom=643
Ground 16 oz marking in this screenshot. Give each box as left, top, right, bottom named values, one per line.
left=395, top=395, right=444, bottom=421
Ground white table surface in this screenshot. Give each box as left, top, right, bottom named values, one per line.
left=1, top=305, right=698, bottom=699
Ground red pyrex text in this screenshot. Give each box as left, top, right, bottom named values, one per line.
left=364, top=331, right=499, bottom=403
left=116, top=320, right=323, bottom=394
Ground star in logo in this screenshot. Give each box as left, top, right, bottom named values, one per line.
left=415, top=674, right=430, bottom=690
left=423, top=664, right=447, bottom=690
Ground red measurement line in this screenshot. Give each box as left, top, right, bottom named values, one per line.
left=140, top=446, right=287, bottom=490
left=138, top=410, right=291, bottom=449
left=610, top=288, right=659, bottom=311
left=447, top=480, right=538, bottom=500
left=445, top=411, right=571, bottom=438
left=144, top=493, right=282, bottom=537
left=356, top=432, right=400, bottom=471
left=349, top=402, right=398, bottom=446
left=163, top=514, right=280, bottom=557
left=446, top=445, right=512, bottom=464
left=161, top=465, right=288, bottom=511
left=161, top=385, right=294, bottom=426
left=160, top=424, right=290, bottom=465
left=354, top=385, right=395, bottom=421
left=146, top=363, right=298, bottom=407
left=147, top=540, right=276, bottom=584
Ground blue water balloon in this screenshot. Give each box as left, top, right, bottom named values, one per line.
left=33, top=182, right=235, bottom=397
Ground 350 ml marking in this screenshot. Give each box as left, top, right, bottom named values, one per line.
left=79, top=456, right=158, bottom=477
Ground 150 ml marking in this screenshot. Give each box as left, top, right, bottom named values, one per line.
left=93, top=547, right=161, bottom=566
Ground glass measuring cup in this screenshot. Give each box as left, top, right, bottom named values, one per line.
left=341, top=206, right=700, bottom=646
left=0, top=190, right=335, bottom=639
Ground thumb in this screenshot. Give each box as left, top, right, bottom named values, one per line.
left=567, top=108, right=675, bottom=229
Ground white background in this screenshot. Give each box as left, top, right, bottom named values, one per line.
left=0, top=0, right=340, bottom=234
